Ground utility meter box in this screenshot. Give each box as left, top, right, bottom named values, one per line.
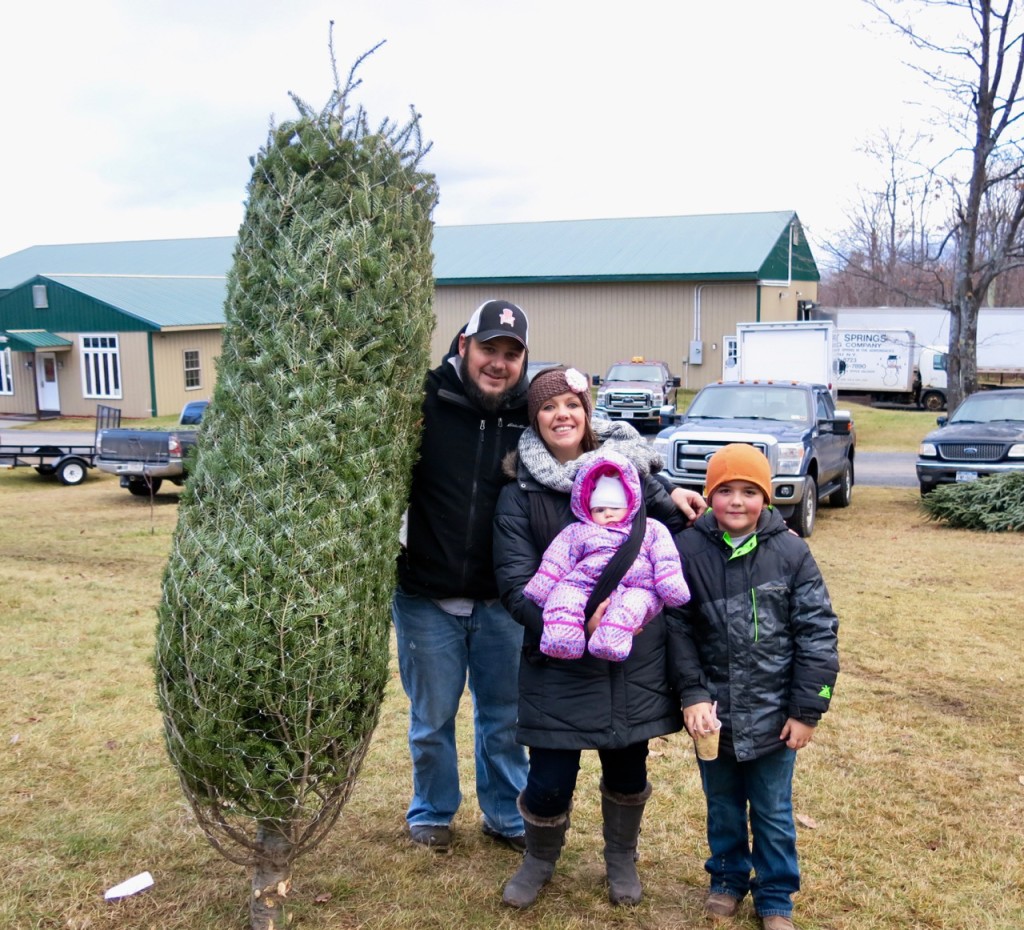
left=689, top=340, right=704, bottom=365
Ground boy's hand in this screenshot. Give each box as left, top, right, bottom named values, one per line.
left=780, top=718, right=815, bottom=750
left=670, top=487, right=707, bottom=524
left=683, top=701, right=716, bottom=738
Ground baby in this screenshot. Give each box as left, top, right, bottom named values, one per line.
left=524, top=451, right=690, bottom=661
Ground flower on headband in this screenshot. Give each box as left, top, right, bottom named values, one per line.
left=565, top=368, right=588, bottom=393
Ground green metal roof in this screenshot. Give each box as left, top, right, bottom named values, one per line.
left=431, top=211, right=818, bottom=284
left=45, top=274, right=227, bottom=327
left=0, top=212, right=819, bottom=328
left=0, top=236, right=236, bottom=287
left=0, top=329, right=74, bottom=352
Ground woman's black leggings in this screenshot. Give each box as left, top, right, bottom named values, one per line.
left=522, top=741, right=649, bottom=818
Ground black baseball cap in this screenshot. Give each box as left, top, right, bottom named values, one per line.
left=464, top=299, right=528, bottom=348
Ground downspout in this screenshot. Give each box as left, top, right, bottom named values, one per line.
left=692, top=283, right=736, bottom=389
left=147, top=331, right=158, bottom=417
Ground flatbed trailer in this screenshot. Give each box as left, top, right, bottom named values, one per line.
left=0, top=442, right=100, bottom=485
left=0, top=405, right=121, bottom=487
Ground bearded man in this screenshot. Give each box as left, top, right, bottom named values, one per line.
left=392, top=300, right=533, bottom=853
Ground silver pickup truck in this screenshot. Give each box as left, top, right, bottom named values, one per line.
left=95, top=400, right=207, bottom=496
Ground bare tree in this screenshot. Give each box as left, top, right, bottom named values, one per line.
left=821, top=129, right=952, bottom=308
left=866, top=0, right=1024, bottom=409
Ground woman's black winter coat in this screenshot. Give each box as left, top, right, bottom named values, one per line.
left=493, top=463, right=687, bottom=751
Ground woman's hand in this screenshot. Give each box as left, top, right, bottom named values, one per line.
left=670, top=487, right=707, bottom=524
left=585, top=598, right=609, bottom=636
left=780, top=718, right=815, bottom=750
left=683, top=701, right=716, bottom=738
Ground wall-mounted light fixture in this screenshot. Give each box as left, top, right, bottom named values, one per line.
left=56, top=360, right=64, bottom=370
left=24, top=359, right=34, bottom=369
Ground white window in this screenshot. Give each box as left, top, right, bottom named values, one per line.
left=0, top=348, right=13, bottom=395
left=81, top=335, right=122, bottom=399
left=183, top=349, right=202, bottom=390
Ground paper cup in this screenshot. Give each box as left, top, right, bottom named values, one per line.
left=694, top=722, right=722, bottom=761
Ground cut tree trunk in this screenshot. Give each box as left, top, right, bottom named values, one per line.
left=250, top=822, right=293, bottom=930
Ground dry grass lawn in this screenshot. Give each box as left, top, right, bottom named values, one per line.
left=1, top=414, right=1023, bottom=929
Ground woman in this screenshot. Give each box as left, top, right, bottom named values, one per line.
left=493, top=366, right=704, bottom=909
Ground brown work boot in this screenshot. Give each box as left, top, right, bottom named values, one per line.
left=704, top=892, right=740, bottom=918
left=761, top=916, right=795, bottom=930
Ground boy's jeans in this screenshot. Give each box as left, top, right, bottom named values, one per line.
left=392, top=587, right=527, bottom=836
left=698, top=746, right=799, bottom=918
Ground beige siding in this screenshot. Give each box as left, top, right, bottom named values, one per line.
left=0, top=351, right=36, bottom=416
left=150, top=329, right=223, bottom=417
left=433, top=281, right=814, bottom=392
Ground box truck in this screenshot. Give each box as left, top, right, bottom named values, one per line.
left=835, top=328, right=918, bottom=403
left=735, top=321, right=838, bottom=394
left=820, top=308, right=1024, bottom=409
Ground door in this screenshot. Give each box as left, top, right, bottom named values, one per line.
left=722, top=336, right=739, bottom=381
left=36, top=352, right=60, bottom=412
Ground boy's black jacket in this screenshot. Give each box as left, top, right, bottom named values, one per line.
left=669, top=507, right=839, bottom=762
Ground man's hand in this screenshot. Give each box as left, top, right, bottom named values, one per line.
left=671, top=487, right=707, bottom=524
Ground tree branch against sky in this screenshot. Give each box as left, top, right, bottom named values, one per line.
left=826, top=0, right=1024, bottom=409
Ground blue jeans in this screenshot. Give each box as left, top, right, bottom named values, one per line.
left=698, top=746, right=799, bottom=918
left=524, top=743, right=649, bottom=818
left=392, top=587, right=528, bottom=835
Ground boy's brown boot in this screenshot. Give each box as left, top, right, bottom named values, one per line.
left=705, top=892, right=740, bottom=918
left=761, top=916, right=795, bottom=930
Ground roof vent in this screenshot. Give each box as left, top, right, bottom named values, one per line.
left=32, top=285, right=48, bottom=309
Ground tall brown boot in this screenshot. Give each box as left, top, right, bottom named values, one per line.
left=601, top=779, right=652, bottom=906
left=501, top=795, right=570, bottom=909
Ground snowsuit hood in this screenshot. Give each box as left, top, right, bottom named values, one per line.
left=569, top=452, right=642, bottom=526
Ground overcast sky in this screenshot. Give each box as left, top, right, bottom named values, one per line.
left=0, top=0, right=953, bottom=263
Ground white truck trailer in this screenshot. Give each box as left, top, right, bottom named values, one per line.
left=735, top=321, right=838, bottom=394
left=835, top=328, right=917, bottom=404
left=821, top=307, right=1024, bottom=409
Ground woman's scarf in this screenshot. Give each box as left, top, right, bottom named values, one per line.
left=517, top=419, right=664, bottom=493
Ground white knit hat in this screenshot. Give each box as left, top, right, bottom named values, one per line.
left=590, top=474, right=628, bottom=509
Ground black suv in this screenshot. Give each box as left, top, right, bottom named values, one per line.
left=916, top=388, right=1024, bottom=496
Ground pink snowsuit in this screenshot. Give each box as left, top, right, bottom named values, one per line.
left=523, top=452, right=691, bottom=662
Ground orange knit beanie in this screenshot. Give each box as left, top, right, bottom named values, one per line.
left=704, top=443, right=772, bottom=502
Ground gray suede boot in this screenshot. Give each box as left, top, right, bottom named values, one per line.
left=601, top=779, right=652, bottom=906
left=501, top=795, right=571, bottom=909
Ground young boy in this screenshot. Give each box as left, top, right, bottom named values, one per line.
left=524, top=451, right=690, bottom=661
left=671, top=443, right=839, bottom=930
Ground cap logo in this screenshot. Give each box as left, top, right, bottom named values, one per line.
left=499, top=308, right=516, bottom=328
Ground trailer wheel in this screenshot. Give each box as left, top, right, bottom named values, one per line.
left=57, top=458, right=88, bottom=486
left=920, top=390, right=945, bottom=412
left=32, top=446, right=63, bottom=476
left=788, top=477, right=817, bottom=538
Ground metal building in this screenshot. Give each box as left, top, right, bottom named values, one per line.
left=0, top=212, right=818, bottom=419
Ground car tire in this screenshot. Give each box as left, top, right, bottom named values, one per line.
left=828, top=460, right=853, bottom=508
left=788, top=477, right=817, bottom=538
left=920, top=482, right=934, bottom=497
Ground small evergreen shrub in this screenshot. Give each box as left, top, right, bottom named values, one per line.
left=920, top=471, right=1024, bottom=531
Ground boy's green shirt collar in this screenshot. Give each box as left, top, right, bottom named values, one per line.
left=723, top=531, right=758, bottom=559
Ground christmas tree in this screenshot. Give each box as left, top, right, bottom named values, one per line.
left=155, top=40, right=437, bottom=929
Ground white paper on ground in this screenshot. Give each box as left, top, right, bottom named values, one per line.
left=104, top=871, right=154, bottom=900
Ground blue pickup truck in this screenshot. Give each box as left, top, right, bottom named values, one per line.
left=652, top=381, right=855, bottom=537
left=95, top=400, right=207, bottom=496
